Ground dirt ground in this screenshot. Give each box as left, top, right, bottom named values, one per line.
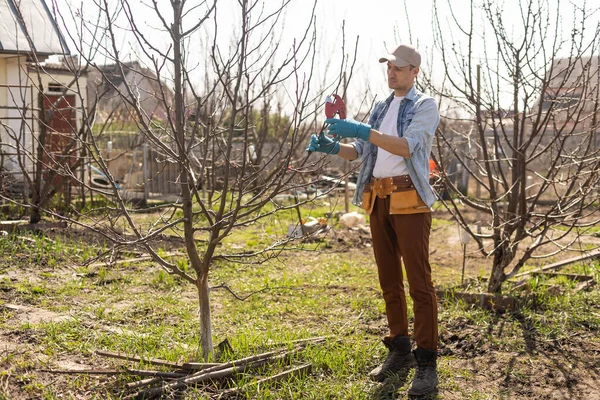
left=437, top=317, right=600, bottom=400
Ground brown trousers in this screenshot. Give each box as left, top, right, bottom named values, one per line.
left=370, top=196, right=438, bottom=351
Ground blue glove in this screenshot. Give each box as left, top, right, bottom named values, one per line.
left=325, top=118, right=371, bottom=141
left=306, top=132, right=340, bottom=155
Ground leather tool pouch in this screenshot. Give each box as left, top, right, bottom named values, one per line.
left=361, top=189, right=375, bottom=215
left=361, top=176, right=430, bottom=215
left=389, top=189, right=430, bottom=214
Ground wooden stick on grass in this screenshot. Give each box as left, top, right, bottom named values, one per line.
left=261, top=335, right=329, bottom=349
left=40, top=368, right=121, bottom=375
left=95, top=350, right=185, bottom=369
left=219, top=363, right=312, bottom=397
left=136, top=350, right=293, bottom=399
left=126, top=369, right=187, bottom=378
left=40, top=368, right=186, bottom=378
left=180, top=361, right=225, bottom=370
left=126, top=377, right=162, bottom=390
left=96, top=350, right=221, bottom=371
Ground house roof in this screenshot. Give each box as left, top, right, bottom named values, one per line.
left=89, top=61, right=170, bottom=96
left=0, top=0, right=69, bottom=56
left=547, top=56, right=599, bottom=89
left=87, top=61, right=175, bottom=123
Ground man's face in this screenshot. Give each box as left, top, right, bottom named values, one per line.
left=387, top=62, right=419, bottom=95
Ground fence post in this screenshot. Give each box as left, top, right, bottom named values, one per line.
left=143, top=139, right=149, bottom=207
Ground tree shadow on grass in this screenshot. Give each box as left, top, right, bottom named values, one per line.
left=368, top=371, right=440, bottom=400
left=368, top=368, right=412, bottom=400
left=447, top=308, right=600, bottom=399
left=502, top=309, right=600, bottom=399
left=407, top=389, right=440, bottom=400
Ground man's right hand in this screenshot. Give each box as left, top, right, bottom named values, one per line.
left=307, top=132, right=340, bottom=155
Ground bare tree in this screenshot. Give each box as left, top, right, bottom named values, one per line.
left=428, top=0, right=600, bottom=293
left=45, top=0, right=357, bottom=360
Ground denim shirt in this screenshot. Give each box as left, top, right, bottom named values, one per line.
left=351, top=86, right=440, bottom=208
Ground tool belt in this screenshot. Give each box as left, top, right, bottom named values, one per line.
left=361, top=175, right=430, bottom=215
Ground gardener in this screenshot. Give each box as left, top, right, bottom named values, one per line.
left=307, top=44, right=440, bottom=396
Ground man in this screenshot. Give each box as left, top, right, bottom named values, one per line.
left=307, top=44, right=440, bottom=396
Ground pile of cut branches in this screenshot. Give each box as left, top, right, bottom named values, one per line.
left=42, top=336, right=327, bottom=399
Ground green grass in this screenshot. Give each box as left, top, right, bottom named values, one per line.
left=0, top=206, right=599, bottom=399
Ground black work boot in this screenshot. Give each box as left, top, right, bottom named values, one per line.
left=369, top=335, right=416, bottom=382
left=408, top=347, right=438, bottom=396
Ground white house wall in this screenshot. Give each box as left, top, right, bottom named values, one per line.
left=0, top=56, right=33, bottom=174
left=0, top=57, right=6, bottom=168
left=1, top=58, right=88, bottom=176
left=0, top=57, right=6, bottom=121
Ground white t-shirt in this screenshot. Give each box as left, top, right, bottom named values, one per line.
left=373, top=96, right=408, bottom=178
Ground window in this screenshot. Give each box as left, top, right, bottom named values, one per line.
left=47, top=83, right=64, bottom=93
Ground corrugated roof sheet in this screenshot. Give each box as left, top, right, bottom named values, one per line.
left=548, top=56, right=599, bottom=89
left=0, top=0, right=69, bottom=55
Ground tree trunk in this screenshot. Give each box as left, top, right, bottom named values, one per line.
left=197, top=273, right=213, bottom=361
left=487, top=265, right=506, bottom=294
left=30, top=204, right=42, bottom=224
left=170, top=0, right=214, bottom=360
left=487, top=241, right=510, bottom=293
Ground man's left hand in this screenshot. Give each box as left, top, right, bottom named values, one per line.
left=326, top=118, right=371, bottom=141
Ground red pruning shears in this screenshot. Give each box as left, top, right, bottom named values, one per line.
left=307, top=94, right=347, bottom=155
left=325, top=94, right=346, bottom=119
left=321, top=94, right=346, bottom=143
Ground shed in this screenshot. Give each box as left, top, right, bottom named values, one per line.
left=0, top=0, right=86, bottom=197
